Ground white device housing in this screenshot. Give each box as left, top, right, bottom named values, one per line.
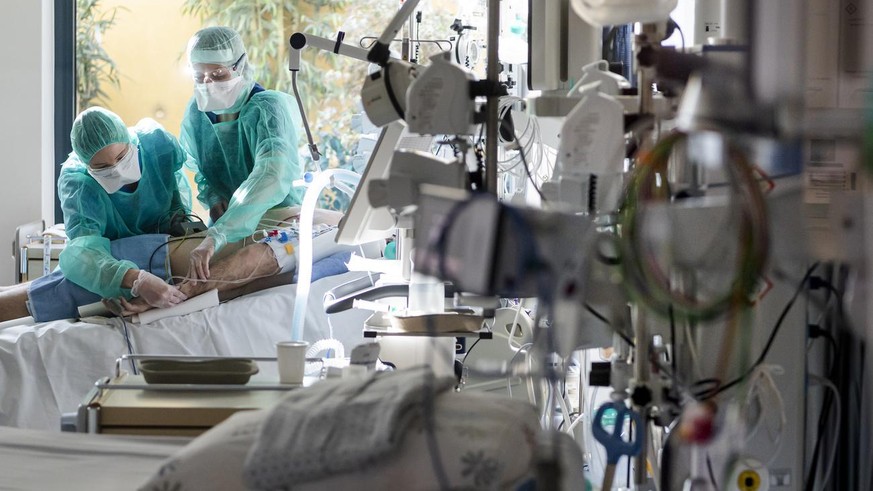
left=334, top=122, right=404, bottom=246
left=406, top=52, right=477, bottom=136
left=360, top=60, right=417, bottom=127
left=570, top=0, right=678, bottom=25
left=557, top=88, right=624, bottom=177
left=575, top=61, right=631, bottom=97
left=368, top=150, right=467, bottom=218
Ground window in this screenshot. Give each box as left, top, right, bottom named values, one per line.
left=75, top=0, right=465, bottom=216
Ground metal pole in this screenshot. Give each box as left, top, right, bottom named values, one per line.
left=485, top=0, right=500, bottom=194
left=633, top=307, right=650, bottom=487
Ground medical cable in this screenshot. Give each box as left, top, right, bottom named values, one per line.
left=618, top=131, right=769, bottom=322
left=511, top=125, right=548, bottom=203
left=584, top=302, right=635, bottom=348
left=808, top=374, right=841, bottom=491
left=621, top=132, right=767, bottom=319
left=805, top=274, right=843, bottom=490
left=461, top=338, right=481, bottom=366
left=742, top=364, right=786, bottom=466
left=563, top=409, right=586, bottom=435
left=119, top=315, right=138, bottom=374
left=696, top=263, right=819, bottom=400
left=505, top=342, right=533, bottom=398
left=146, top=216, right=211, bottom=276
left=507, top=300, right=526, bottom=352
left=496, top=97, right=540, bottom=169
left=555, top=381, right=574, bottom=432
left=706, top=453, right=719, bottom=491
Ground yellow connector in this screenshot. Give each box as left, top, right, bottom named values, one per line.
left=285, top=243, right=294, bottom=255
left=737, top=470, right=761, bottom=491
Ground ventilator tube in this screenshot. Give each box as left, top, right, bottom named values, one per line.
left=290, top=168, right=361, bottom=341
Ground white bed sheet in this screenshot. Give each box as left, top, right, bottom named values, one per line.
left=0, top=426, right=185, bottom=490
left=0, top=271, right=373, bottom=430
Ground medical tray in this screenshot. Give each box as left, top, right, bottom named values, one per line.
left=75, top=355, right=322, bottom=436
left=139, top=358, right=259, bottom=385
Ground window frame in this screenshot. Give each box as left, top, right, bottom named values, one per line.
left=55, top=0, right=76, bottom=222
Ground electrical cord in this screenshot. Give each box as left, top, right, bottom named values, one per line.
left=461, top=338, right=481, bottom=366
left=808, top=374, right=841, bottom=491
left=510, top=120, right=548, bottom=203
left=706, top=453, right=719, bottom=491
left=584, top=302, right=635, bottom=348
left=805, top=273, right=843, bottom=491
left=506, top=342, right=534, bottom=399
left=742, top=365, right=787, bottom=466
left=618, top=131, right=769, bottom=322
left=696, top=263, right=819, bottom=400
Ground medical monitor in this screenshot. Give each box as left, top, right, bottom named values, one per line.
left=335, top=122, right=434, bottom=245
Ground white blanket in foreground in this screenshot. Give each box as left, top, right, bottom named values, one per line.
left=0, top=426, right=185, bottom=491
left=0, top=271, right=372, bottom=430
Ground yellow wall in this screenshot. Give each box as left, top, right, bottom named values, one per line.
left=98, top=0, right=199, bottom=136
left=97, top=0, right=205, bottom=219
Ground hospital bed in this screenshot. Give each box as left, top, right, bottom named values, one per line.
left=0, top=270, right=374, bottom=430
left=0, top=374, right=585, bottom=491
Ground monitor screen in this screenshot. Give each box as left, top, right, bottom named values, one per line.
left=335, top=122, right=435, bottom=245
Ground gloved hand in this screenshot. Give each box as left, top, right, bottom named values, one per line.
left=188, top=235, right=216, bottom=281
left=131, top=270, right=187, bottom=308
left=210, top=201, right=228, bottom=223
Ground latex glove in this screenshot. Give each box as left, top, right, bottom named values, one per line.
left=131, top=270, right=187, bottom=308
left=210, top=201, right=228, bottom=223
left=189, top=235, right=216, bottom=281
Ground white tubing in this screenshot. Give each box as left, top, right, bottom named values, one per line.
left=306, top=338, right=346, bottom=359
left=290, top=168, right=361, bottom=341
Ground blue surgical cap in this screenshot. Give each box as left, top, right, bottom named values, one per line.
left=70, top=107, right=131, bottom=164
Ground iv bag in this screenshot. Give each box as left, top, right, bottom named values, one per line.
left=571, top=0, right=678, bottom=26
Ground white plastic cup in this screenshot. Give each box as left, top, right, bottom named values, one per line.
left=276, top=341, right=309, bottom=384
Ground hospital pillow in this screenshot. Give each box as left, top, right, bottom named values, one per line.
left=139, top=391, right=544, bottom=491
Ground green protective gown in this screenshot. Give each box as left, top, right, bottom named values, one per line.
left=180, top=89, right=304, bottom=252
left=58, top=118, right=191, bottom=299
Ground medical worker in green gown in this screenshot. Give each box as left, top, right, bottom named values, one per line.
left=180, top=26, right=304, bottom=281
left=57, top=107, right=190, bottom=309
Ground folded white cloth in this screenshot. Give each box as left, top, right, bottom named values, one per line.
left=243, top=366, right=455, bottom=490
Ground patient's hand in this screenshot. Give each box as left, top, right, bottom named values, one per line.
left=116, top=297, right=153, bottom=316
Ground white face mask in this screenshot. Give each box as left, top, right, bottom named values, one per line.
left=194, top=76, right=247, bottom=112
left=88, top=145, right=141, bottom=194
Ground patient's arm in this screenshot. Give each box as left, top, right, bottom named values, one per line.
left=117, top=243, right=280, bottom=315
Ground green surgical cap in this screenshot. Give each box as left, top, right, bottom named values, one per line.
left=70, top=107, right=130, bottom=164
left=188, top=26, right=246, bottom=65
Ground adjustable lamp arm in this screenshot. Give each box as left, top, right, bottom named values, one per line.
left=287, top=31, right=372, bottom=162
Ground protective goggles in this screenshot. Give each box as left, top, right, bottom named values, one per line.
left=192, top=53, right=246, bottom=83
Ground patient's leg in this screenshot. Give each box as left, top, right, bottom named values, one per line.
left=0, top=284, right=32, bottom=321
left=178, top=243, right=280, bottom=298
left=119, top=243, right=280, bottom=315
